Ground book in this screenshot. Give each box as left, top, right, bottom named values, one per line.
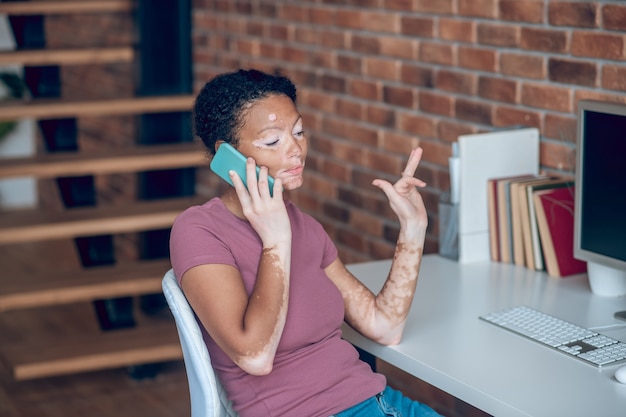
left=533, top=186, right=587, bottom=278
left=487, top=178, right=500, bottom=261
left=496, top=174, right=535, bottom=263
left=521, top=179, right=574, bottom=270
left=509, top=176, right=549, bottom=266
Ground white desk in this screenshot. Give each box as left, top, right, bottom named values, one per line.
left=343, top=255, right=626, bottom=417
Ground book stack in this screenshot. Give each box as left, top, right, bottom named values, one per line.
left=487, top=175, right=587, bottom=278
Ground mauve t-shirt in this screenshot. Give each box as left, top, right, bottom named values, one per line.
left=169, top=198, right=385, bottom=417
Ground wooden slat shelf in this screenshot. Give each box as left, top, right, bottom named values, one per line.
left=1, top=320, right=181, bottom=380
left=0, top=95, right=195, bottom=121
left=0, top=196, right=204, bottom=245
left=0, top=259, right=171, bottom=312
left=0, top=1, right=133, bottom=15
left=0, top=142, right=207, bottom=180
left=0, top=46, right=134, bottom=66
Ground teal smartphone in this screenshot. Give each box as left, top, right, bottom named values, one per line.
left=210, top=143, right=275, bottom=195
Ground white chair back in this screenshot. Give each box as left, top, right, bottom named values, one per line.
left=162, top=269, right=239, bottom=417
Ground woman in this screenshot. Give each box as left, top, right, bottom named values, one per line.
left=169, top=69, right=440, bottom=417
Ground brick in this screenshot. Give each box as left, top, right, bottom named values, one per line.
left=258, top=2, right=277, bottom=17
left=279, top=4, right=307, bottom=22
left=418, top=139, right=452, bottom=167
left=548, top=58, right=597, bottom=87
left=544, top=113, right=577, bottom=144
left=365, top=149, right=405, bottom=177
left=309, top=50, right=335, bottom=69
left=381, top=131, right=420, bottom=154
left=458, top=46, right=497, bottom=72
left=364, top=57, right=399, bottom=81
left=439, top=18, right=475, bottom=43
left=379, top=36, right=418, bottom=60
left=521, top=83, right=571, bottom=112
left=539, top=141, right=576, bottom=172
left=385, top=0, right=416, bottom=12
left=419, top=91, right=454, bottom=116
left=571, top=31, right=625, bottom=60
left=269, top=23, right=289, bottom=41
left=383, top=85, right=416, bottom=108
left=324, top=201, right=349, bottom=222
left=477, top=23, right=519, bottom=47
left=436, top=70, right=476, bottom=95
left=318, top=73, right=346, bottom=93
left=294, top=27, right=321, bottom=46
left=307, top=175, right=338, bottom=200
left=549, top=2, right=598, bottom=28
left=458, top=0, right=497, bottom=18
left=437, top=120, right=476, bottom=143
left=337, top=54, right=362, bottom=75
left=323, top=158, right=352, bottom=182
left=283, top=45, right=310, bottom=64
left=348, top=79, right=380, bottom=101
left=368, top=239, right=396, bottom=260
left=353, top=168, right=381, bottom=191
left=521, top=28, right=568, bottom=53
left=478, top=76, right=517, bottom=103
left=362, top=11, right=400, bottom=33
left=335, top=9, right=363, bottom=30
left=349, top=209, right=383, bottom=237
left=346, top=123, right=380, bottom=147
left=603, top=5, right=626, bottom=31
left=398, top=112, right=437, bottom=138
left=574, top=90, right=626, bottom=106
left=352, top=34, right=381, bottom=55
left=337, top=186, right=364, bottom=208
left=419, top=42, right=454, bottom=65
left=246, top=21, right=264, bottom=37
left=401, top=16, right=435, bottom=38
left=500, top=0, right=544, bottom=23
left=366, top=104, right=396, bottom=128
left=309, top=7, right=335, bottom=25
left=500, top=53, right=545, bottom=79
left=455, top=99, right=492, bottom=125
left=400, top=63, right=434, bottom=87
left=336, top=97, right=363, bottom=120
left=415, top=0, right=454, bottom=14
left=383, top=223, right=401, bottom=244
left=493, top=106, right=541, bottom=129
left=602, top=65, right=626, bottom=93
left=321, top=30, right=346, bottom=49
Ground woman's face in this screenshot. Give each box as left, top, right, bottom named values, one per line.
left=235, top=94, right=307, bottom=191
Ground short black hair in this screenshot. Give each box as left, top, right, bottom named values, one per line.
left=193, top=69, right=297, bottom=155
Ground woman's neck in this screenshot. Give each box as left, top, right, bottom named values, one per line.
left=220, top=188, right=246, bottom=220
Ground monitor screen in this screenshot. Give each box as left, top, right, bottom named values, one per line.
left=574, top=100, right=626, bottom=296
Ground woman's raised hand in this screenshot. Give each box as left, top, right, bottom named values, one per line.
left=371, top=147, right=428, bottom=229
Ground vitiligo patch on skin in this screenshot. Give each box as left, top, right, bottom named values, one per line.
left=234, top=247, right=289, bottom=372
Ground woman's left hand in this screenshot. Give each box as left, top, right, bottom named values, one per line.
left=371, top=147, right=428, bottom=228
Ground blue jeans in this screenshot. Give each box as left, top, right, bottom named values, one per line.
left=331, top=386, right=442, bottom=417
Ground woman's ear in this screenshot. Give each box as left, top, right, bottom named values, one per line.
left=214, top=140, right=224, bottom=154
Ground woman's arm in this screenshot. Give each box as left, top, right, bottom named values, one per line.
left=326, top=147, right=428, bottom=345
left=181, top=159, right=292, bottom=376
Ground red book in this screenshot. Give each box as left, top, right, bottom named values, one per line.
left=533, top=186, right=587, bottom=278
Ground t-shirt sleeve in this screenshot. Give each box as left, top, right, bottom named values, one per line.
left=169, top=205, right=236, bottom=283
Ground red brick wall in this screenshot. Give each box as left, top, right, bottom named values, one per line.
left=191, top=0, right=626, bottom=263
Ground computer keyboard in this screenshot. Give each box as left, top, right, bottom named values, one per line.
left=480, top=306, right=626, bottom=367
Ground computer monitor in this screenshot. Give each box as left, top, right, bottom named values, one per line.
left=574, top=100, right=626, bottom=298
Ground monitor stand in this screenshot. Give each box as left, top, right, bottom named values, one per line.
left=587, top=261, right=626, bottom=297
